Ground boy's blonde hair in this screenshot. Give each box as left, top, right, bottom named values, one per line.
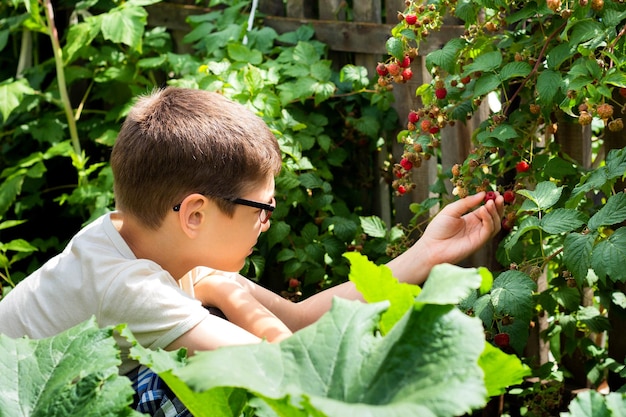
left=111, top=87, right=282, bottom=229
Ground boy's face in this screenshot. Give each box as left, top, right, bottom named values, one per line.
left=200, top=176, right=275, bottom=272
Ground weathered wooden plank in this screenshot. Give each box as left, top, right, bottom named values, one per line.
left=318, top=0, right=347, bottom=20
left=262, top=16, right=463, bottom=55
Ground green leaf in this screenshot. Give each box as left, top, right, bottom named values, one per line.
left=265, top=220, right=291, bottom=249
left=417, top=264, right=491, bottom=306
left=360, top=216, right=387, bottom=238
left=386, top=37, right=405, bottom=61
left=294, top=41, right=321, bottom=66
left=426, top=38, right=465, bottom=73
left=564, top=232, right=595, bottom=285
left=536, top=70, right=562, bottom=106
left=163, top=297, right=488, bottom=417
left=479, top=343, right=530, bottom=397
left=473, top=74, right=501, bottom=97
left=517, top=181, right=563, bottom=212
left=490, top=270, right=536, bottom=322
left=0, top=78, right=35, bottom=123
left=345, top=252, right=420, bottom=334
left=540, top=208, right=587, bottom=234
left=588, top=192, right=626, bottom=231
left=605, top=147, right=626, bottom=180
left=227, top=43, right=263, bottom=65
left=99, top=5, right=147, bottom=51
left=0, top=319, right=138, bottom=416
left=591, top=228, right=626, bottom=283
left=499, top=61, right=532, bottom=81
left=464, top=51, right=503, bottom=74
left=546, top=43, right=575, bottom=70
left=568, top=19, right=603, bottom=47
left=63, top=21, right=101, bottom=65
left=339, top=65, right=369, bottom=89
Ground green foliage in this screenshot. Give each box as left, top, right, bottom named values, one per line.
left=0, top=254, right=530, bottom=416
left=0, top=318, right=139, bottom=417
left=0, top=0, right=397, bottom=295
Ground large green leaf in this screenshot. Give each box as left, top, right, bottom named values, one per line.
left=99, top=4, right=148, bottom=51
left=561, top=390, right=626, bottom=417
left=588, top=192, right=626, bottom=231
left=161, top=299, right=487, bottom=417
left=518, top=181, right=563, bottom=212
left=0, top=78, right=35, bottom=123
left=591, top=228, right=626, bottom=283
left=563, top=232, right=595, bottom=285
left=540, top=208, right=587, bottom=234
left=0, top=319, right=139, bottom=417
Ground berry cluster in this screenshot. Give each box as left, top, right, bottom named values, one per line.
left=577, top=101, right=624, bottom=132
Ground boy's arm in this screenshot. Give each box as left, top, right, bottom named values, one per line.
left=237, top=192, right=505, bottom=332
left=193, top=275, right=293, bottom=343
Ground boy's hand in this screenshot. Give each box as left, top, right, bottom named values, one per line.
left=418, top=191, right=504, bottom=266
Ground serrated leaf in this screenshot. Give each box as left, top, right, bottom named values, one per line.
left=163, top=298, right=488, bottom=417
left=464, top=51, right=503, bottom=74
left=227, top=43, right=263, bottom=65
left=490, top=270, right=536, bottom=322
left=568, top=19, right=603, bottom=47
left=345, top=252, right=420, bottom=334
left=517, top=181, right=563, bottom=212
left=536, top=70, right=562, bottom=106
left=504, top=216, right=541, bottom=251
left=564, top=232, right=595, bottom=285
left=386, top=37, right=405, bottom=61
left=473, top=74, right=501, bottom=96
left=265, top=220, right=291, bottom=249
left=546, top=43, right=575, bottom=70
left=605, top=147, right=626, bottom=180
left=588, top=192, right=626, bottom=231
left=417, top=264, right=490, bottom=306
left=425, top=38, right=465, bottom=73
left=100, top=5, right=147, bottom=51
left=540, top=208, right=587, bottom=234
left=360, top=216, right=387, bottom=238
left=591, top=228, right=626, bottom=283
left=499, top=61, right=532, bottom=81
left=0, top=319, right=138, bottom=417
left=0, top=78, right=35, bottom=123
left=479, top=343, right=530, bottom=397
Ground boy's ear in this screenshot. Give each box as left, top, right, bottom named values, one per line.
left=176, top=193, right=208, bottom=235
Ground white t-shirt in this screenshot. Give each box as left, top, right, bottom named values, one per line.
left=0, top=212, right=214, bottom=375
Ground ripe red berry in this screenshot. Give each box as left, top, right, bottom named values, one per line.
left=397, top=184, right=407, bottom=195
left=400, top=158, right=413, bottom=171
left=408, top=111, right=419, bottom=124
left=503, top=190, right=516, bottom=203
left=405, top=14, right=418, bottom=25
left=484, top=191, right=497, bottom=202
left=429, top=125, right=440, bottom=134
left=494, top=333, right=510, bottom=348
left=620, top=87, right=626, bottom=98
left=501, top=217, right=513, bottom=231
left=420, top=119, right=432, bottom=132
left=399, top=55, right=411, bottom=68
left=435, top=87, right=448, bottom=100
left=376, top=62, right=388, bottom=76
left=288, top=278, right=300, bottom=288
left=515, top=161, right=530, bottom=173
left=401, top=67, right=413, bottom=80
left=387, top=63, right=400, bottom=76
left=460, top=75, right=471, bottom=84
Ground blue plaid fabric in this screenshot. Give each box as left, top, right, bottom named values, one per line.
left=128, top=365, right=191, bottom=417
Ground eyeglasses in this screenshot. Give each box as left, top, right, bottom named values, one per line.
left=173, top=196, right=275, bottom=224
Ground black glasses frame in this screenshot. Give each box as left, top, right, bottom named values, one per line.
left=173, top=197, right=275, bottom=223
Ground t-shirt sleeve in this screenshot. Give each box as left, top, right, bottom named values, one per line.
left=99, top=261, right=210, bottom=352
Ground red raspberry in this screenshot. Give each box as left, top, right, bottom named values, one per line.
left=515, top=161, right=530, bottom=173
left=494, top=333, right=510, bottom=348
left=408, top=111, right=419, bottom=124
left=420, top=119, right=432, bottom=132
left=288, top=278, right=300, bottom=288
left=460, top=75, right=471, bottom=84
left=399, top=55, right=411, bottom=68
left=484, top=191, right=497, bottom=202
left=401, top=67, right=413, bottom=81
left=501, top=217, right=513, bottom=231
left=376, top=62, right=388, bottom=76
left=435, top=87, right=448, bottom=100
left=429, top=125, right=440, bottom=134
left=405, top=14, right=418, bottom=25
left=387, top=63, right=400, bottom=76
left=397, top=185, right=407, bottom=195
left=620, top=87, right=626, bottom=98
left=400, top=158, right=413, bottom=171
left=503, top=190, right=516, bottom=203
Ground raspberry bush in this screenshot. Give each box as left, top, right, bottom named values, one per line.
left=381, top=0, right=626, bottom=412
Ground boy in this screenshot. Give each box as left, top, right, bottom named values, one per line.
left=0, top=87, right=504, bottom=414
